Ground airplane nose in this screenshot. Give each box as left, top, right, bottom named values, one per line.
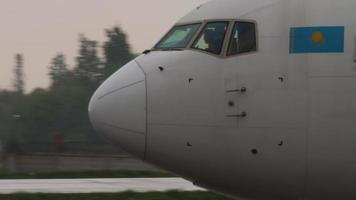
left=88, top=60, right=146, bottom=159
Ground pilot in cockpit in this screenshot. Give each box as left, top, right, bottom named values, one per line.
left=204, top=29, right=224, bottom=54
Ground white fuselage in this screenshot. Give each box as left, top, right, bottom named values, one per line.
left=89, top=0, right=356, bottom=199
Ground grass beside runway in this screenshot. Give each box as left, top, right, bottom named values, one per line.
left=0, top=169, right=174, bottom=179
left=0, top=191, right=232, bottom=200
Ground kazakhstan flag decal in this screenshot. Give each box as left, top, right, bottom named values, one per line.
left=290, top=26, right=345, bottom=53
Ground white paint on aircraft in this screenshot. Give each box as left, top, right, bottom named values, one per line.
left=89, top=0, right=356, bottom=199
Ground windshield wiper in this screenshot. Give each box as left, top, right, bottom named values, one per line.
left=142, top=49, right=152, bottom=54
left=160, top=48, right=184, bottom=51
left=143, top=48, right=184, bottom=55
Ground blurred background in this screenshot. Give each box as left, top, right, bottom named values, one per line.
left=0, top=0, right=207, bottom=174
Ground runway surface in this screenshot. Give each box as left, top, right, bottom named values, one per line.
left=0, top=178, right=205, bottom=194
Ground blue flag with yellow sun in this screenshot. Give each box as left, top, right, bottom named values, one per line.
left=290, top=26, right=344, bottom=53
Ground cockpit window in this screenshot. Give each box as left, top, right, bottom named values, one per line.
left=192, top=22, right=229, bottom=55
left=227, top=22, right=257, bottom=56
left=155, top=24, right=201, bottom=50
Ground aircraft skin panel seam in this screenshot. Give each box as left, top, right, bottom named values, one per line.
left=97, top=80, right=145, bottom=100
left=308, top=75, right=356, bottom=78
left=149, top=123, right=307, bottom=130
left=304, top=26, right=311, bottom=199
left=134, top=60, right=149, bottom=160
left=101, top=122, right=145, bottom=136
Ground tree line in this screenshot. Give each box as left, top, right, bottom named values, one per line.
left=0, top=26, right=136, bottom=152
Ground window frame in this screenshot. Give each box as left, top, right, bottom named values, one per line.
left=153, top=23, right=203, bottom=50
left=226, top=20, right=258, bottom=57
left=151, top=19, right=258, bottom=58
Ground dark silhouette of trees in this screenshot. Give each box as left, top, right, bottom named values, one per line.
left=49, top=53, right=68, bottom=83
left=13, top=54, right=25, bottom=94
left=76, top=34, right=102, bottom=82
left=103, top=26, right=135, bottom=77
left=0, top=25, right=136, bottom=153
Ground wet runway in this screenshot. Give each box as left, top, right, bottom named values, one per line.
left=0, top=178, right=204, bottom=194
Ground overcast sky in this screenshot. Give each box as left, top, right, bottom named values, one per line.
left=0, top=0, right=207, bottom=92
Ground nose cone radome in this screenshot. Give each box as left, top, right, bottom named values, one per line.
left=89, top=60, right=146, bottom=158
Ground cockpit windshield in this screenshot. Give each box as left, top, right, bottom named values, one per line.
left=155, top=24, right=201, bottom=50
